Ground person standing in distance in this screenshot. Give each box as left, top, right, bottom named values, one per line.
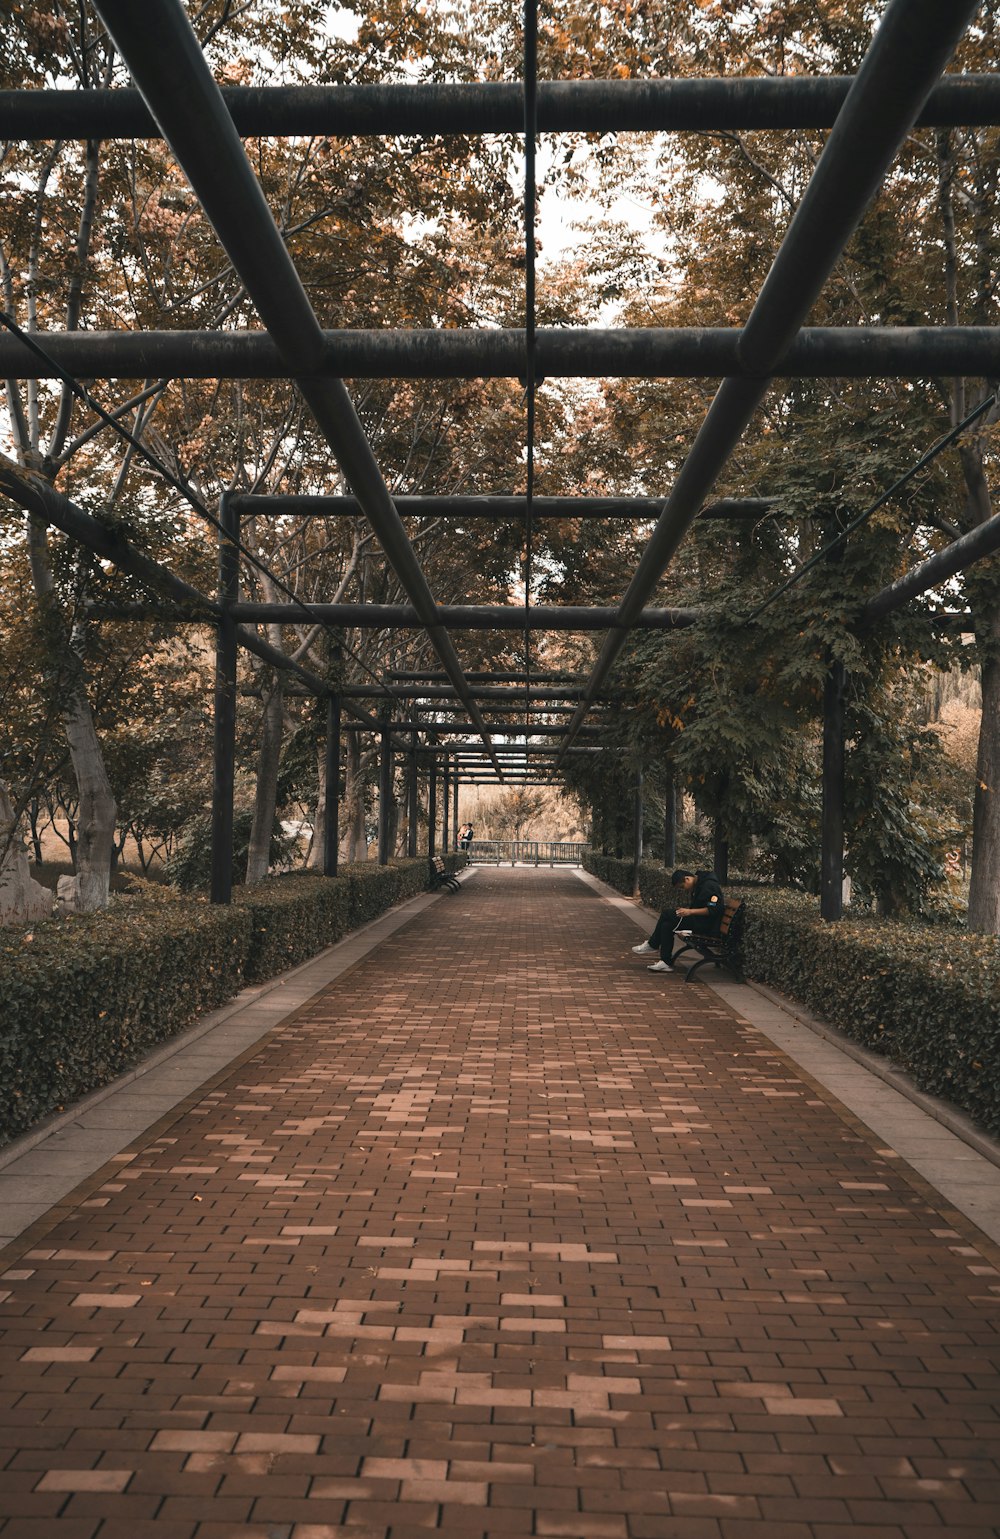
left=632, top=868, right=725, bottom=973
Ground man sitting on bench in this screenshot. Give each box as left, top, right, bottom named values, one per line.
left=632, top=868, right=725, bottom=974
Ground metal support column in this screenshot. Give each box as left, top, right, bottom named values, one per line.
left=452, top=771, right=460, bottom=845
left=713, top=825, right=729, bottom=884
left=663, top=766, right=677, bottom=868
left=442, top=752, right=450, bottom=852
left=632, top=768, right=644, bottom=899
left=821, top=658, right=847, bottom=921
left=210, top=492, right=239, bottom=904
left=378, top=712, right=393, bottom=866
left=427, top=741, right=438, bottom=857
left=407, top=730, right=418, bottom=857
left=324, top=693, right=340, bottom=877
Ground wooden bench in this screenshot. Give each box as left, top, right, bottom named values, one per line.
left=673, top=898, right=745, bottom=982
left=428, top=855, right=461, bottom=893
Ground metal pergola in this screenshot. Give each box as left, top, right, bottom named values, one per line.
left=2, top=0, right=997, bottom=912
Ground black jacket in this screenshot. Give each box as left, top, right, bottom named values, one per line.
left=690, top=871, right=725, bottom=934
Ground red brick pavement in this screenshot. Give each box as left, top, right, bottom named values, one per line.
left=1, top=867, right=999, bottom=1538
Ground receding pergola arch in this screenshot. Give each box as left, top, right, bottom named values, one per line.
left=1, top=0, right=996, bottom=914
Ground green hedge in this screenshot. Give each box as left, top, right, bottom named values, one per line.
left=584, top=853, right=1000, bottom=1138
left=0, top=894, right=251, bottom=1145
left=0, top=854, right=464, bottom=1146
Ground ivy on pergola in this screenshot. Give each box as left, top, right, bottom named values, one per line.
left=2, top=0, right=998, bottom=910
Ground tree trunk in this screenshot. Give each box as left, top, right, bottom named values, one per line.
left=20, top=508, right=116, bottom=910
left=345, top=733, right=366, bottom=861
left=306, top=737, right=327, bottom=870
left=245, top=673, right=284, bottom=885
left=28, top=800, right=43, bottom=865
left=60, top=686, right=117, bottom=910
left=0, top=778, right=53, bottom=927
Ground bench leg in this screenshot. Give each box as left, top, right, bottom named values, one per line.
left=683, top=955, right=715, bottom=982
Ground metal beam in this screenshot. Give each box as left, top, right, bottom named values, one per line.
left=226, top=602, right=699, bottom=631
left=5, top=326, right=1000, bottom=381
left=559, top=0, right=981, bottom=766
left=859, top=511, right=1000, bottom=626
left=429, top=704, right=581, bottom=715
left=345, top=722, right=597, bottom=736
left=232, top=494, right=780, bottom=520
left=91, top=0, right=501, bottom=775
left=390, top=671, right=580, bottom=684
left=442, top=746, right=601, bottom=756
left=4, top=75, right=998, bottom=141
left=0, top=456, right=358, bottom=706
left=341, top=685, right=589, bottom=701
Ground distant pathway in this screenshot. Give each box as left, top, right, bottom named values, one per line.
left=1, top=866, right=999, bottom=1537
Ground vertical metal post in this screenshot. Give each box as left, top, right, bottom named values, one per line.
left=442, top=751, right=450, bottom=852
left=211, top=492, right=238, bottom=904
left=713, top=825, right=729, bottom=883
left=821, top=657, right=847, bottom=921
left=452, top=771, right=459, bottom=845
left=427, top=741, right=438, bottom=857
left=632, top=767, right=643, bottom=898
left=324, top=693, right=340, bottom=877
left=378, top=711, right=393, bottom=866
left=407, top=729, right=418, bottom=857
left=663, top=764, right=677, bottom=868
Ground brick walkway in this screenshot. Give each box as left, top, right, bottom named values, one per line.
left=2, top=867, right=999, bottom=1538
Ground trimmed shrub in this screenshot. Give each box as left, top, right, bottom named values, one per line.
left=236, top=871, right=352, bottom=983
left=583, top=852, right=1000, bottom=1137
left=0, top=893, right=251, bottom=1143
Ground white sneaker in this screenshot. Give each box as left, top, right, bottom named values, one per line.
left=647, top=960, right=674, bottom=973
left=631, top=941, right=656, bottom=955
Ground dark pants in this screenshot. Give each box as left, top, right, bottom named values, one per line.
left=649, top=909, right=716, bottom=961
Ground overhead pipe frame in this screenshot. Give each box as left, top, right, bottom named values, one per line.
left=4, top=326, right=1000, bottom=382
left=224, top=602, right=700, bottom=631
left=341, top=685, right=590, bottom=702
left=343, top=721, right=598, bottom=736
left=0, top=455, right=376, bottom=721
left=5, top=3, right=989, bottom=855
left=557, top=0, right=983, bottom=772
left=390, top=671, right=581, bottom=684
left=859, top=509, right=1000, bottom=627
left=5, top=74, right=999, bottom=141
left=232, top=495, right=782, bottom=521
left=91, top=0, right=503, bottom=778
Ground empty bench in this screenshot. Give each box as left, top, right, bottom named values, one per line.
left=428, top=855, right=461, bottom=893
left=673, top=898, right=745, bottom=982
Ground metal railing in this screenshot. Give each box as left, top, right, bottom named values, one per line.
left=464, top=840, right=590, bottom=866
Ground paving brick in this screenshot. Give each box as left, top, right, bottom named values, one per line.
left=0, top=868, right=999, bottom=1539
